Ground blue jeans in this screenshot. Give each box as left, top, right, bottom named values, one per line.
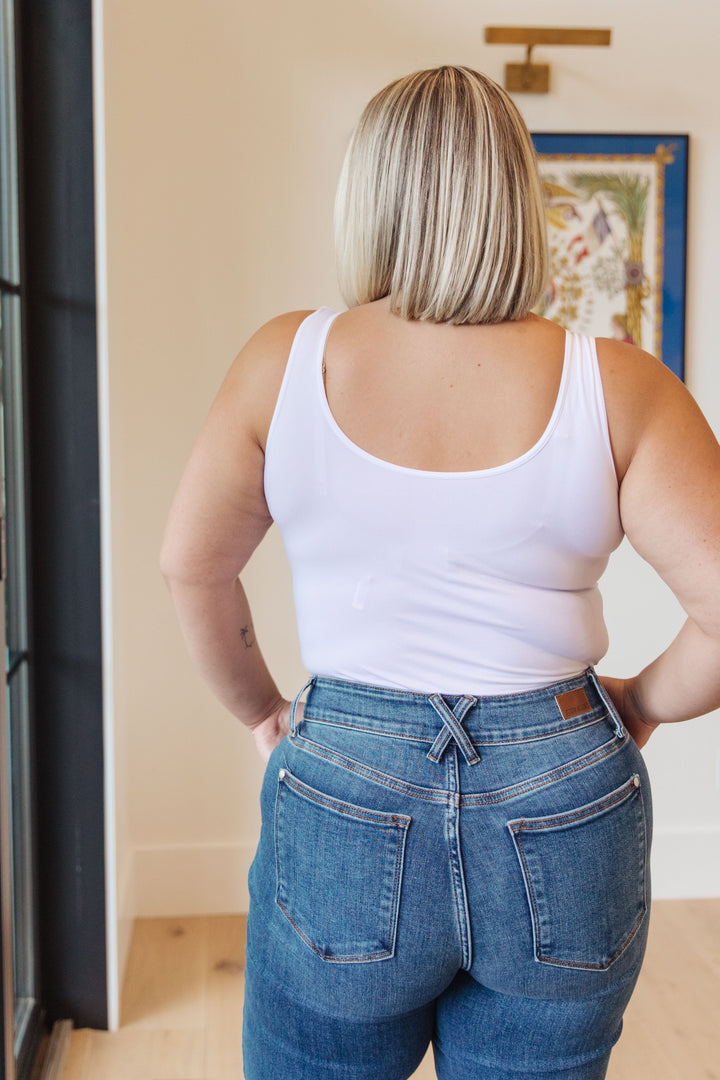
left=243, top=669, right=652, bottom=1079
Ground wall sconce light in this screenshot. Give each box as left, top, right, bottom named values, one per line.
left=484, top=27, right=612, bottom=93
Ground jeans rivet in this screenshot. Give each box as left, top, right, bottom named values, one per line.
left=633, top=774, right=640, bottom=788
left=279, top=769, right=286, bottom=780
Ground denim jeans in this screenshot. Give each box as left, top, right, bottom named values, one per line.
left=243, top=669, right=652, bottom=1079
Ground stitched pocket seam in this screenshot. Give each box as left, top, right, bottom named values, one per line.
left=507, top=775, right=648, bottom=971
left=273, top=768, right=410, bottom=963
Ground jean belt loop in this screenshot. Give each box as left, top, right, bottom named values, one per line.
left=588, top=668, right=625, bottom=739
left=427, top=694, right=480, bottom=764
left=289, top=676, right=316, bottom=737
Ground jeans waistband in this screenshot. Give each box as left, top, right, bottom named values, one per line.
left=290, top=668, right=624, bottom=745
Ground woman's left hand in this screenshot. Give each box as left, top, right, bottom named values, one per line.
left=598, top=675, right=659, bottom=749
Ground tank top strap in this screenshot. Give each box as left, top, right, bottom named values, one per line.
left=265, top=307, right=340, bottom=458
left=560, top=332, right=616, bottom=471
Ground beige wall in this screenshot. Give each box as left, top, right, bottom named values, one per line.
left=98, top=0, right=720, bottom=999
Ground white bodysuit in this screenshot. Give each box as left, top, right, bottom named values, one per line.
left=264, top=307, right=624, bottom=695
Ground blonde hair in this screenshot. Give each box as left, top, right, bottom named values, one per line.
left=334, top=66, right=549, bottom=324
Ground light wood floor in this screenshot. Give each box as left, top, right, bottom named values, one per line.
left=61, top=899, right=719, bottom=1080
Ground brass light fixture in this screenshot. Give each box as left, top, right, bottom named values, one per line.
left=485, top=27, right=612, bottom=93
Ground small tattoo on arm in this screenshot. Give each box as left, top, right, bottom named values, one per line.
left=240, top=626, right=255, bottom=649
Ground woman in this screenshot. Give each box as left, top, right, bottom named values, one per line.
left=161, top=67, right=720, bottom=1079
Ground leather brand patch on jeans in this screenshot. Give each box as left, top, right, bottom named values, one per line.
left=555, top=686, right=592, bottom=719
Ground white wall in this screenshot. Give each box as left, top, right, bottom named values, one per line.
left=97, top=0, right=720, bottom=1000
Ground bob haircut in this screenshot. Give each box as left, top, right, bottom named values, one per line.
left=334, top=66, right=549, bottom=324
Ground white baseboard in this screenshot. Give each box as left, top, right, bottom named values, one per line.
left=650, top=828, right=720, bottom=899
left=132, top=841, right=257, bottom=917
left=126, top=830, right=719, bottom=919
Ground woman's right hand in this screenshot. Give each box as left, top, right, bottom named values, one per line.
left=598, top=675, right=659, bottom=749
left=249, top=699, right=304, bottom=762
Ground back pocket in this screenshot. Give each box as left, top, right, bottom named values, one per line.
left=274, top=767, right=410, bottom=962
left=507, top=775, right=648, bottom=971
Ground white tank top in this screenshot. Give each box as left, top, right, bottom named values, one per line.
left=264, top=307, right=624, bottom=695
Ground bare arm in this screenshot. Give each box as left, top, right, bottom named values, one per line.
left=160, top=310, right=313, bottom=760
left=597, top=340, right=720, bottom=745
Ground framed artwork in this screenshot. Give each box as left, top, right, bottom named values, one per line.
left=531, top=133, right=689, bottom=380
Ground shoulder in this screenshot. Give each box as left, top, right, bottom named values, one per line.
left=594, top=336, right=673, bottom=392
left=240, top=309, right=317, bottom=373
left=220, top=309, right=317, bottom=449
left=594, top=336, right=693, bottom=481
left=245, top=308, right=318, bottom=346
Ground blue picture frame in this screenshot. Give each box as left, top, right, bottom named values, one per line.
left=532, top=133, right=688, bottom=380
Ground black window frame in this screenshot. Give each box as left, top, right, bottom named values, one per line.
left=0, top=3, right=108, bottom=1074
